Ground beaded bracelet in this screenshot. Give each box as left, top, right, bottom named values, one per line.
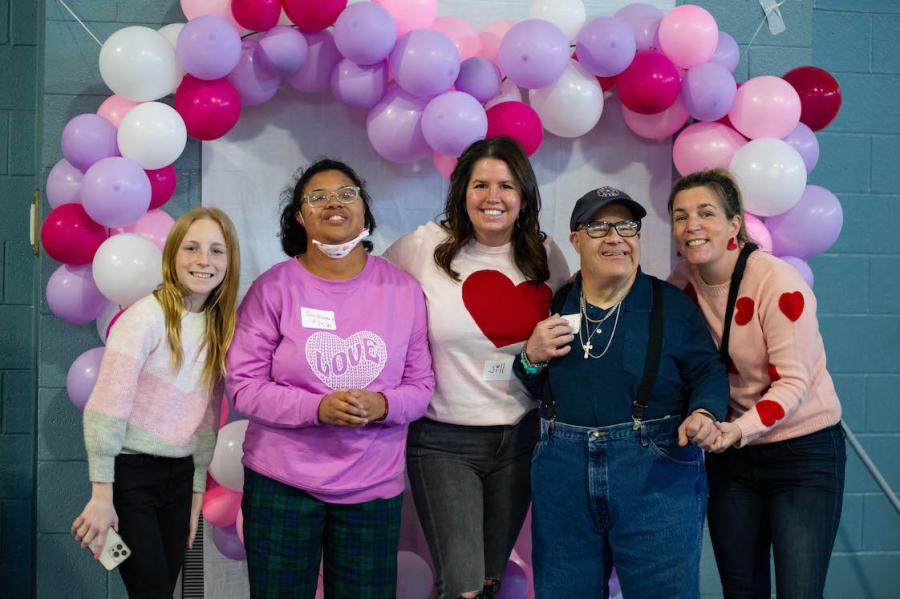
left=519, top=350, right=548, bottom=375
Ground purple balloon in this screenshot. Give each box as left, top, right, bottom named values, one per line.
left=768, top=185, right=843, bottom=259
left=614, top=3, right=663, bottom=51
left=176, top=15, right=242, bottom=80
left=680, top=62, right=737, bottom=122
left=228, top=39, right=281, bottom=106
left=710, top=31, right=740, bottom=73
left=455, top=57, right=501, bottom=103
left=47, top=159, right=83, bottom=208
left=47, top=264, right=107, bottom=325
left=422, top=91, right=487, bottom=157
left=780, top=256, right=815, bottom=288
left=366, top=85, right=431, bottom=163
left=782, top=122, right=820, bottom=173
left=499, top=19, right=569, bottom=90
left=66, top=346, right=105, bottom=410
left=330, top=58, right=388, bottom=110
left=576, top=17, right=637, bottom=77
left=389, top=30, right=460, bottom=98
left=333, top=2, right=396, bottom=66
left=258, top=26, right=308, bottom=76
left=61, top=114, right=119, bottom=172
left=498, top=560, right=529, bottom=599
left=287, top=30, right=342, bottom=93
left=212, top=524, right=246, bottom=560
left=609, top=567, right=622, bottom=597
left=81, top=157, right=152, bottom=228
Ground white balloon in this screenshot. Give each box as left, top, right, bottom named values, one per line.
left=529, top=61, right=603, bottom=138
left=157, top=23, right=187, bottom=87
left=92, top=234, right=163, bottom=306
left=484, top=78, right=522, bottom=110
left=209, top=420, right=249, bottom=491
left=99, top=27, right=181, bottom=101
left=729, top=138, right=807, bottom=217
left=117, top=102, right=187, bottom=170
left=529, top=0, right=587, bottom=41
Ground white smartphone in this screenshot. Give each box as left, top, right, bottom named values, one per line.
left=88, top=527, right=132, bottom=571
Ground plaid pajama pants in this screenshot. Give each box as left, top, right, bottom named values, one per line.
left=242, top=467, right=403, bottom=599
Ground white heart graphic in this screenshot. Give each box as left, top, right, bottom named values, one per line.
left=305, top=330, right=387, bottom=389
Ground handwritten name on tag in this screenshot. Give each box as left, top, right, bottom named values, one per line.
left=483, top=358, right=514, bottom=381
left=301, top=307, right=336, bottom=330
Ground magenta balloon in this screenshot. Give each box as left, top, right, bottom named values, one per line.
left=176, top=15, right=242, bottom=80
left=330, top=58, right=388, bottom=110
left=780, top=256, right=815, bottom=288
left=455, top=57, right=501, bottom=103
left=333, top=1, right=397, bottom=66
left=499, top=19, right=569, bottom=89
left=673, top=121, right=747, bottom=176
left=498, top=560, right=529, bottom=599
left=212, top=524, right=246, bottom=560
left=47, top=264, right=107, bottom=325
left=366, top=86, right=431, bottom=163
left=614, top=3, right=663, bottom=51
left=228, top=39, right=281, bottom=106
left=47, top=159, right=83, bottom=208
left=422, top=91, right=487, bottom=157
left=782, top=122, right=820, bottom=173
left=81, top=157, right=152, bottom=228
left=286, top=30, right=341, bottom=93
left=680, top=62, right=737, bottom=122
left=66, top=346, right=105, bottom=410
left=710, top=31, right=740, bottom=73
left=767, top=184, right=843, bottom=259
left=575, top=17, right=636, bottom=78
left=61, top=114, right=119, bottom=172
left=617, top=50, right=680, bottom=115
left=389, top=29, right=460, bottom=97
left=258, top=26, right=308, bottom=75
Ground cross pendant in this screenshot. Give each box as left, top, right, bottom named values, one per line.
left=583, top=342, right=593, bottom=358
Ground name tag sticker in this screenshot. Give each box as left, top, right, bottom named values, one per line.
left=301, top=307, right=336, bottom=330
left=483, top=358, right=514, bottom=381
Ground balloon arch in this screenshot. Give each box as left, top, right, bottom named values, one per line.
left=45, top=1, right=843, bottom=596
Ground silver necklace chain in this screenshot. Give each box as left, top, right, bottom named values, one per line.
left=579, top=292, right=623, bottom=359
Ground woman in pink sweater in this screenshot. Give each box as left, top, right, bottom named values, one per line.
left=668, top=169, right=844, bottom=599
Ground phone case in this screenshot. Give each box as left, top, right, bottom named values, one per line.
left=88, top=528, right=132, bottom=571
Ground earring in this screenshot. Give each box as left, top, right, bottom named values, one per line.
left=727, top=237, right=738, bottom=250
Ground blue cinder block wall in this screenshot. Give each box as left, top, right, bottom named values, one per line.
left=0, top=0, right=891, bottom=597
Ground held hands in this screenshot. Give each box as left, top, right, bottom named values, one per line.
left=187, top=492, right=203, bottom=549
left=524, top=313, right=575, bottom=364
left=677, top=410, right=743, bottom=453
left=71, top=483, right=119, bottom=559
left=318, top=389, right=386, bottom=427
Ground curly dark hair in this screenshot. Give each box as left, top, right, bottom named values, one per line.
left=435, top=137, right=549, bottom=283
left=279, top=158, right=377, bottom=256
left=667, top=168, right=751, bottom=245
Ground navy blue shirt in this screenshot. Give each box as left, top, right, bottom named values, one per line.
left=514, top=270, right=728, bottom=427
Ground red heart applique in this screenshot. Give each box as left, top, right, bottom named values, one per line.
left=779, top=291, right=804, bottom=321
left=734, top=296, right=754, bottom=325
left=462, top=270, right=552, bottom=348
left=756, top=400, right=785, bottom=426
left=683, top=282, right=699, bottom=305
left=768, top=363, right=780, bottom=381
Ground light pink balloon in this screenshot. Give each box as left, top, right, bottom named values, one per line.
left=432, top=16, right=481, bottom=62
left=673, top=121, right=747, bottom=176
left=433, top=151, right=457, bottom=180
left=113, top=209, right=176, bottom=251
left=744, top=213, right=772, bottom=252
left=479, top=20, right=516, bottom=65
left=658, top=4, right=719, bottom=68
left=728, top=76, right=802, bottom=140
left=180, top=0, right=241, bottom=29
left=97, top=95, right=141, bottom=127
left=236, top=509, right=244, bottom=543
left=374, top=0, right=437, bottom=37
left=622, top=97, right=689, bottom=140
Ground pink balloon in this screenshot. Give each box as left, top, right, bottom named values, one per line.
left=432, top=16, right=481, bottom=62
left=113, top=209, right=176, bottom=252
left=672, top=121, right=747, bottom=176
left=97, top=95, right=140, bottom=127
left=513, top=508, right=533, bottom=565
left=432, top=151, right=457, bottom=180
left=174, top=75, right=242, bottom=141
left=728, top=76, right=802, bottom=140
left=622, top=97, right=689, bottom=140
left=180, top=0, right=242, bottom=29
left=236, top=508, right=244, bottom=543
left=146, top=166, right=178, bottom=210
left=616, top=50, right=681, bottom=115
left=658, top=4, right=719, bottom=68
left=744, top=213, right=772, bottom=252
left=479, top=20, right=516, bottom=65
left=202, top=484, right=242, bottom=527
left=375, top=0, right=437, bottom=37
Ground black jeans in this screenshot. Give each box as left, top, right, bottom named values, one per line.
left=113, top=454, right=194, bottom=599
left=705, top=424, right=846, bottom=599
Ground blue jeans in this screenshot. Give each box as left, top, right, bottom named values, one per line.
left=705, top=424, right=846, bottom=599
left=531, top=416, right=706, bottom=599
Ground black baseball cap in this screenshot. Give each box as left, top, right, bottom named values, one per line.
left=569, top=186, right=647, bottom=231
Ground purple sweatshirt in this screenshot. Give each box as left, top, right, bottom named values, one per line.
left=225, top=256, right=434, bottom=504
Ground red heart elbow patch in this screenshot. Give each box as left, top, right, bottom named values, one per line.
left=778, top=291, right=805, bottom=321
left=768, top=363, right=780, bottom=381
left=756, top=399, right=785, bottom=427
left=734, top=296, right=754, bottom=325
left=462, top=270, right=552, bottom=348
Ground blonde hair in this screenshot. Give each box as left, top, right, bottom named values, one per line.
left=153, top=207, right=241, bottom=390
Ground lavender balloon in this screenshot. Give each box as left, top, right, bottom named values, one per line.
left=47, top=159, right=83, bottom=208
left=498, top=560, right=529, bottom=599
left=422, top=91, right=487, bottom=157
left=614, top=3, right=663, bottom=51
left=66, top=347, right=105, bottom=410
left=176, top=15, right=241, bottom=80
left=258, top=26, right=308, bottom=76
left=366, top=86, right=431, bottom=163
left=455, top=57, right=501, bottom=103
left=499, top=19, right=569, bottom=89
left=61, top=114, right=119, bottom=172
left=767, top=185, right=843, bottom=259
left=228, top=39, right=281, bottom=107
left=780, top=256, right=815, bottom=288
left=333, top=2, right=397, bottom=66
left=710, top=31, right=740, bottom=73
left=389, top=30, right=460, bottom=98
left=212, top=524, right=246, bottom=560
left=782, top=122, right=820, bottom=173
left=81, top=157, right=152, bottom=228
left=575, top=17, right=636, bottom=77
left=680, top=62, right=737, bottom=122
left=47, top=264, right=107, bottom=325
left=287, top=30, right=342, bottom=93
left=330, top=59, right=388, bottom=110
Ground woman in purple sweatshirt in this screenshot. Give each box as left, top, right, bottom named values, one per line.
left=226, top=159, right=435, bottom=598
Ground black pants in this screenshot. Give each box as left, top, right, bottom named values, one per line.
left=113, top=454, right=194, bottom=599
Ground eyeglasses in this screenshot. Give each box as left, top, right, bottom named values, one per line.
left=579, top=220, right=641, bottom=238
left=302, top=186, right=360, bottom=207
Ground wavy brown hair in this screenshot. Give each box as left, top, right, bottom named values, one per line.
left=154, top=207, right=240, bottom=390
left=667, top=168, right=751, bottom=245
left=435, top=137, right=549, bottom=283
